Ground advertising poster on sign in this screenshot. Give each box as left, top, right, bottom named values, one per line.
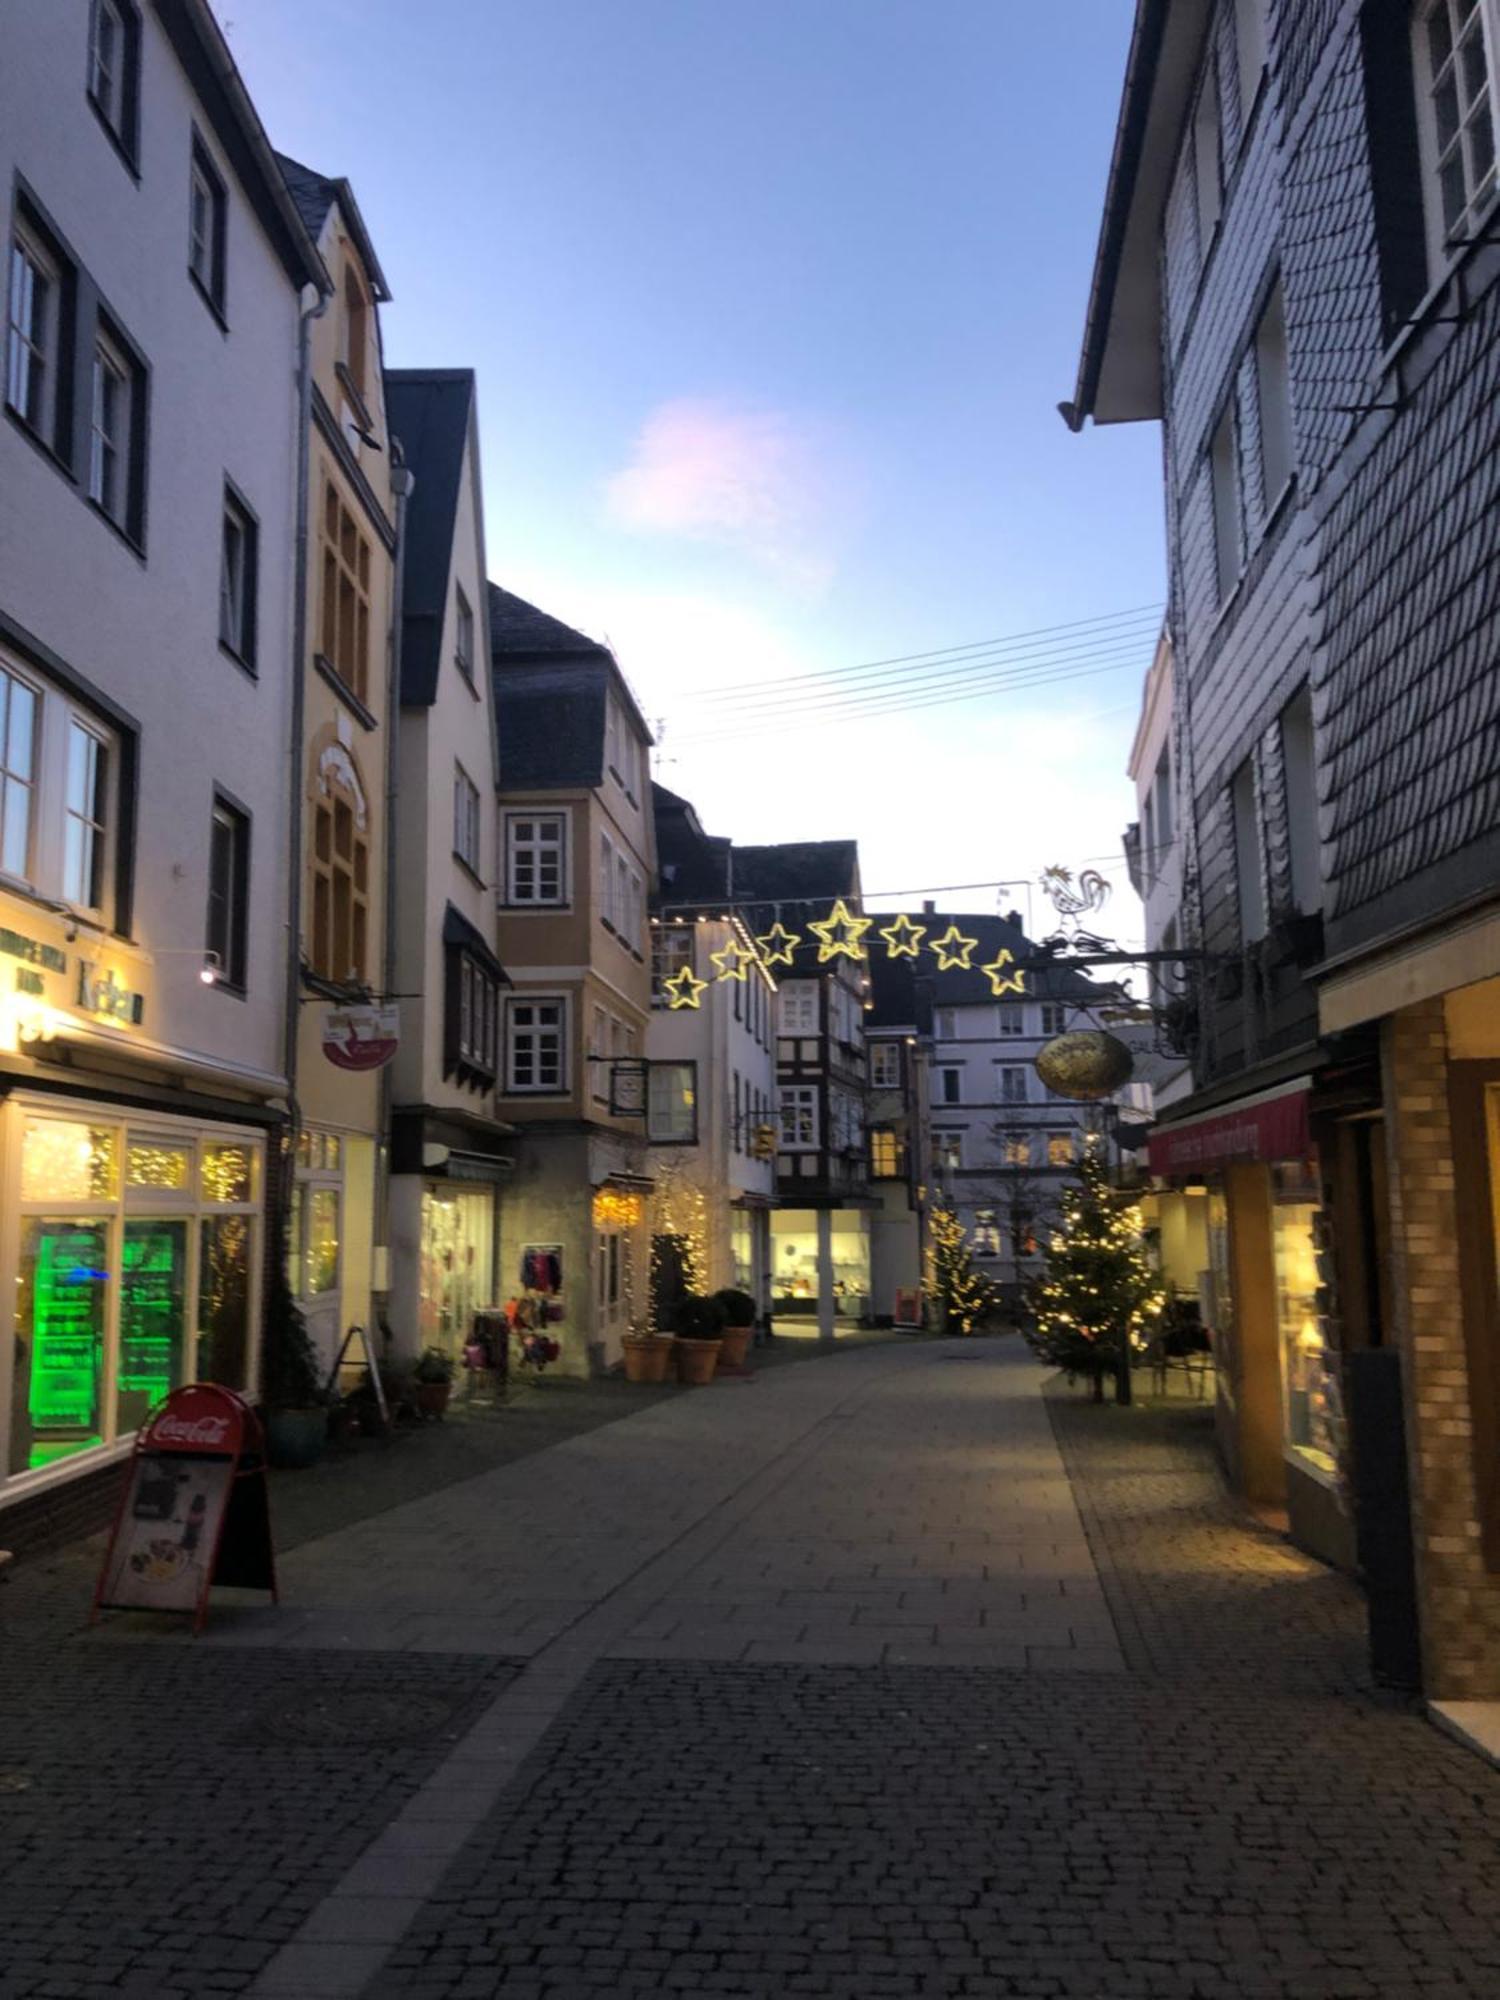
left=98, top=1452, right=234, bottom=1615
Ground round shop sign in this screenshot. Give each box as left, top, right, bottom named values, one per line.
left=323, top=1005, right=400, bottom=1072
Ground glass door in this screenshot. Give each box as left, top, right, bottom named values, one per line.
left=116, top=1218, right=189, bottom=1437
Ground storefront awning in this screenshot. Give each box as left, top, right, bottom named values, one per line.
left=1148, top=1081, right=1310, bottom=1179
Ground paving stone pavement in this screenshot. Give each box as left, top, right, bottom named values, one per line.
left=6, top=1338, right=1500, bottom=1999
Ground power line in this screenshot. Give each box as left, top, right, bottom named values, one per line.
left=672, top=615, right=1162, bottom=723
left=680, top=600, right=1164, bottom=705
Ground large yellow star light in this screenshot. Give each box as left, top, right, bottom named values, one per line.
left=878, top=913, right=927, bottom=959
left=664, top=965, right=709, bottom=1010
left=756, top=921, right=801, bottom=968
left=808, top=898, right=872, bottom=962
left=928, top=925, right=979, bottom=971
left=710, top=937, right=755, bottom=982
left=981, top=948, right=1027, bottom=997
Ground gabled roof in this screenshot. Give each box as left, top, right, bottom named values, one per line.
left=731, top=841, right=860, bottom=905
left=1062, top=0, right=1210, bottom=429
left=387, top=370, right=477, bottom=707
left=488, top=584, right=654, bottom=793
left=868, top=910, right=1115, bottom=1019
left=274, top=151, right=392, bottom=301
left=488, top=586, right=606, bottom=658
left=652, top=784, right=732, bottom=904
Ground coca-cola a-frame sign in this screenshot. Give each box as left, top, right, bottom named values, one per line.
left=93, top=1384, right=277, bottom=1634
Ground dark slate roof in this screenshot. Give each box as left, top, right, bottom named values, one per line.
left=867, top=910, right=1122, bottom=1010
left=488, top=583, right=609, bottom=791
left=387, top=371, right=476, bottom=707
left=488, top=585, right=607, bottom=657
left=652, top=784, right=731, bottom=904
left=730, top=841, right=860, bottom=905
left=274, top=151, right=392, bottom=299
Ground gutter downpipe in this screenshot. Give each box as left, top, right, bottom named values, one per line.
left=375, top=439, right=414, bottom=1343
left=281, top=283, right=330, bottom=1242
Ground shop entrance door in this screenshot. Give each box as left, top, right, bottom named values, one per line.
left=420, top=1186, right=494, bottom=1362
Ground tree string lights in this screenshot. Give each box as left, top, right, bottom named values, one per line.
left=1025, top=1145, right=1164, bottom=1402
left=929, top=1203, right=1002, bottom=1335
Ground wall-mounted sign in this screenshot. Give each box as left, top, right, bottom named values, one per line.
left=0, top=924, right=66, bottom=974
left=323, top=1004, right=399, bottom=1071
left=78, top=961, right=145, bottom=1027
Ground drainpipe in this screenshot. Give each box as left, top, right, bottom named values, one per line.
left=281, top=282, right=330, bottom=1237
left=374, top=439, right=414, bottom=1336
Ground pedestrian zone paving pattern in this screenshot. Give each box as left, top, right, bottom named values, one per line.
left=3, top=1342, right=1500, bottom=1998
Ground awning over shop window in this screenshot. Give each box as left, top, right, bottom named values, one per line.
left=1148, top=1084, right=1310, bottom=1179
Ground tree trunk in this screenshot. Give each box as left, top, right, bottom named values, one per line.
left=1090, top=1366, right=1105, bottom=1404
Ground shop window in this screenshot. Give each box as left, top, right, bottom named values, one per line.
left=294, top=1185, right=340, bottom=1300
left=204, top=1141, right=255, bottom=1203
left=506, top=995, right=567, bottom=1093
left=116, top=1217, right=188, bottom=1436
left=318, top=482, right=372, bottom=705
left=198, top=1211, right=251, bottom=1387
left=1272, top=1162, right=1336, bottom=1476
left=506, top=811, right=566, bottom=906
left=649, top=1061, right=697, bottom=1144
left=420, top=1188, right=494, bottom=1357
left=21, top=1118, right=118, bottom=1201
left=127, top=1140, right=191, bottom=1190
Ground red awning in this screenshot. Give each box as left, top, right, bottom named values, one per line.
left=1148, top=1086, right=1310, bottom=1179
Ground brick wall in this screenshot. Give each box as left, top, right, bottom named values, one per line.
left=1383, top=999, right=1500, bottom=1697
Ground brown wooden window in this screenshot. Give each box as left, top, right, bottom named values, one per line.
left=309, top=761, right=369, bottom=984
left=319, top=483, right=371, bottom=705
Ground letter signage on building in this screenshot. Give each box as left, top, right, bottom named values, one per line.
left=1147, top=1088, right=1311, bottom=1179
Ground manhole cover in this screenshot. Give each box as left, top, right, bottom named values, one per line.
left=255, top=1689, right=470, bottom=1747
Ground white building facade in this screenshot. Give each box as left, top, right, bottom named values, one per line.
left=0, top=0, right=324, bottom=1515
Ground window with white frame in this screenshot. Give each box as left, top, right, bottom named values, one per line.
left=1255, top=279, right=1295, bottom=507
left=505, top=995, right=566, bottom=1093
left=869, top=1128, right=902, bottom=1177
left=972, top=1215, right=1002, bottom=1258
left=1233, top=0, right=1268, bottom=122
left=780, top=982, right=819, bottom=1034
left=935, top=1007, right=958, bottom=1040
left=935, top=1131, right=962, bottom=1174
left=1194, top=54, right=1224, bottom=251
left=869, top=1042, right=901, bottom=1089
left=505, top=812, right=565, bottom=906
left=88, top=330, right=131, bottom=529
left=1000, top=1133, right=1032, bottom=1167
left=1210, top=403, right=1242, bottom=604
left=7, top=217, right=63, bottom=446
left=999, top=1065, right=1029, bottom=1105
left=779, top=1084, right=818, bottom=1150
left=938, top=1066, right=962, bottom=1105
left=649, top=1060, right=697, bottom=1143
left=605, top=697, right=621, bottom=778
left=89, top=0, right=140, bottom=160
left=588, top=1005, right=608, bottom=1101
left=1412, top=0, right=1499, bottom=271
left=629, top=869, right=643, bottom=947
left=1040, top=1002, right=1068, bottom=1036
left=454, top=584, right=475, bottom=682
left=453, top=763, right=482, bottom=873
left=615, top=853, right=630, bottom=937
left=0, top=664, right=37, bottom=882
left=599, top=831, right=614, bottom=925
left=188, top=137, right=226, bottom=314
left=220, top=487, right=258, bottom=669
left=449, top=948, right=499, bottom=1083
left=206, top=796, right=249, bottom=994
left=1232, top=758, right=1268, bottom=941
left=998, top=1004, right=1026, bottom=1037
left=64, top=720, right=109, bottom=913
left=652, top=924, right=693, bottom=1000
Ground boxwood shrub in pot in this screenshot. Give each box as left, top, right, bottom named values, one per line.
left=673, top=1293, right=726, bottom=1385
left=712, top=1288, right=756, bottom=1372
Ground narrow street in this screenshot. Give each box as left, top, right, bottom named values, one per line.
left=4, top=1342, right=1500, bottom=2000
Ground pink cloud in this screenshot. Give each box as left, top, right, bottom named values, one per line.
left=604, top=398, right=838, bottom=590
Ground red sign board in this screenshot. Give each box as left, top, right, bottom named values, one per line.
left=93, top=1384, right=277, bottom=1634
left=323, top=1004, right=400, bottom=1071
left=1148, top=1088, right=1310, bottom=1180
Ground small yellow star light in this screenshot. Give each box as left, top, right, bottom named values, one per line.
left=928, top=925, right=979, bottom=971
left=710, top=937, right=755, bottom=982
left=808, top=898, right=872, bottom=962
left=878, top=912, right=927, bottom=959
left=981, top=948, right=1027, bottom=997
left=756, top=921, right=801, bottom=967
left=664, top=965, right=709, bottom=1010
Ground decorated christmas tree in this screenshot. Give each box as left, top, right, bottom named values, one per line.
left=1026, top=1143, right=1164, bottom=1401
left=929, top=1204, right=1002, bottom=1335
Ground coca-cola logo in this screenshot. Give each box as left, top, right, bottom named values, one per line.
left=152, top=1414, right=231, bottom=1447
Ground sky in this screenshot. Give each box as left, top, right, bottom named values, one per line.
left=216, top=1, right=1165, bottom=937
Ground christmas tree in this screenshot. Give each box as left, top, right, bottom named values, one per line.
left=929, top=1204, right=1002, bottom=1335
left=1026, top=1144, right=1164, bottom=1401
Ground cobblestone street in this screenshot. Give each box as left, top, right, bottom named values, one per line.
left=5, top=1339, right=1500, bottom=1999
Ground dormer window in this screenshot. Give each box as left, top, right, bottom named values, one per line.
left=1412, top=0, right=1498, bottom=274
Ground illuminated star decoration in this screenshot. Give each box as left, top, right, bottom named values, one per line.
left=664, top=965, right=709, bottom=1010
left=879, top=913, right=927, bottom=959
left=756, top=921, right=801, bottom=968
left=981, top=948, right=1027, bottom=997
left=808, top=898, right=873, bottom=963
left=710, top=937, right=755, bottom=982
left=928, top=925, right=979, bottom=971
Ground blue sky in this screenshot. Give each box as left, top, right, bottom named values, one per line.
left=220, top=0, right=1164, bottom=932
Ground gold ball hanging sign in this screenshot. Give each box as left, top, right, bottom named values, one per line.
left=1034, top=1030, right=1134, bottom=1101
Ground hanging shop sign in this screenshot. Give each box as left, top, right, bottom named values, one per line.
left=609, top=1058, right=649, bottom=1118
left=1147, top=1086, right=1311, bottom=1179
left=1034, top=1030, right=1135, bottom=1101
left=322, top=1004, right=400, bottom=1071
left=92, top=1384, right=277, bottom=1634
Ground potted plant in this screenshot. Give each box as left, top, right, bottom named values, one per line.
left=260, top=1268, right=329, bottom=1469
left=411, top=1346, right=455, bottom=1417
left=622, top=1321, right=676, bottom=1384
left=712, top=1288, right=756, bottom=1373
left=673, top=1293, right=726, bottom=1385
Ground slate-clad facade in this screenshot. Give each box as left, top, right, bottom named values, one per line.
left=1072, top=0, right=1500, bottom=1695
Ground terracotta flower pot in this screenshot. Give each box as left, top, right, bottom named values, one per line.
left=414, top=1379, right=451, bottom=1417
left=675, top=1336, right=723, bottom=1386
left=622, top=1334, right=675, bottom=1384
left=717, top=1325, right=753, bottom=1373
left=265, top=1406, right=327, bottom=1469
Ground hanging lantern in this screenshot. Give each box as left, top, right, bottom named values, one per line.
left=1034, top=1030, right=1134, bottom=1101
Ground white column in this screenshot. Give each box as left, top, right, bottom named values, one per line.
left=816, top=1208, right=836, bottom=1344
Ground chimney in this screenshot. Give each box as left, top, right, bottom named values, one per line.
left=922, top=898, right=936, bottom=915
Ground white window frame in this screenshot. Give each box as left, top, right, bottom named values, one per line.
left=505, top=809, right=567, bottom=907
left=998, top=1004, right=1026, bottom=1038
left=999, top=1065, right=1029, bottom=1106
left=88, top=330, right=131, bottom=527
left=779, top=1084, right=819, bottom=1151
left=648, top=1060, right=697, bottom=1144
left=934, top=1131, right=963, bottom=1174
left=1412, top=0, right=1500, bottom=275
left=780, top=982, right=818, bottom=1034
left=63, top=717, right=110, bottom=916
left=453, top=762, right=482, bottom=874
left=589, top=1004, right=608, bottom=1103
left=1039, top=1002, right=1068, bottom=1037
left=1210, top=403, right=1243, bottom=605
left=455, top=583, right=474, bottom=682
left=1001, top=1134, right=1033, bottom=1167
left=599, top=830, right=615, bottom=927
left=869, top=1042, right=901, bottom=1089
left=505, top=993, right=568, bottom=1095
left=934, top=1007, right=958, bottom=1041
left=7, top=223, right=59, bottom=442
left=189, top=156, right=216, bottom=295
left=90, top=0, right=127, bottom=135
left=0, top=661, right=38, bottom=886
left=1254, top=279, right=1295, bottom=510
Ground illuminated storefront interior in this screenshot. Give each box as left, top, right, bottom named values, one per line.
left=771, top=1209, right=870, bottom=1328
left=5, top=1103, right=263, bottom=1485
